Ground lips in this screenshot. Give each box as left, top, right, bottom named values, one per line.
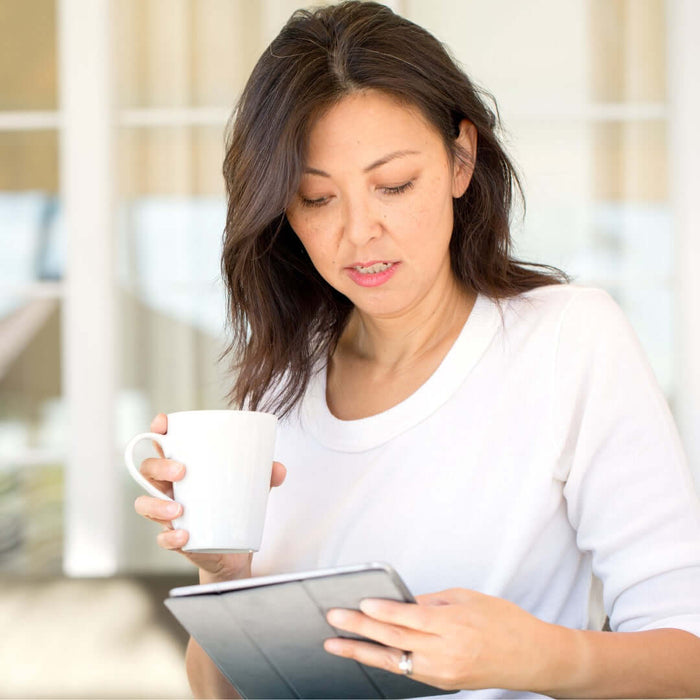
left=345, top=261, right=400, bottom=288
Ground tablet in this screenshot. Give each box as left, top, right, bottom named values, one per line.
left=165, top=562, right=457, bottom=699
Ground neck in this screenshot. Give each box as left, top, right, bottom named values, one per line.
left=337, top=275, right=476, bottom=373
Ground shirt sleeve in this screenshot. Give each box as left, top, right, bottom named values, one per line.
left=551, top=287, right=700, bottom=637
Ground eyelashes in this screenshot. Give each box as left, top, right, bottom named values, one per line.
left=299, top=180, right=415, bottom=209
left=299, top=196, right=330, bottom=209
left=382, top=181, right=414, bottom=196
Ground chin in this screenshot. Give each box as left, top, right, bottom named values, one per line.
left=351, top=297, right=410, bottom=319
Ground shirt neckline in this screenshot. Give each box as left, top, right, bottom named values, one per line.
left=299, top=292, right=502, bottom=452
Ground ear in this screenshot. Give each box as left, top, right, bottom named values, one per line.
left=451, top=119, right=477, bottom=198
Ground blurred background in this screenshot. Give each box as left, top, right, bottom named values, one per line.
left=0, top=0, right=698, bottom=696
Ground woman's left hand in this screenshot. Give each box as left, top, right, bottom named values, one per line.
left=324, top=588, right=562, bottom=693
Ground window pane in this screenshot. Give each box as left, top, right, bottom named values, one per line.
left=118, top=126, right=226, bottom=197
left=0, top=128, right=63, bottom=576
left=0, top=130, right=58, bottom=192
left=115, top=0, right=268, bottom=108
left=589, top=0, right=666, bottom=103
left=405, top=0, right=590, bottom=114
left=0, top=463, right=63, bottom=575
left=510, top=120, right=669, bottom=268
left=116, top=126, right=229, bottom=571
left=0, top=131, right=63, bottom=286
left=592, top=121, right=667, bottom=202
left=404, top=0, right=666, bottom=119
left=117, top=127, right=229, bottom=410
left=0, top=299, right=64, bottom=575
left=0, top=0, right=57, bottom=110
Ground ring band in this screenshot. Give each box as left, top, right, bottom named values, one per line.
left=398, top=651, right=413, bottom=676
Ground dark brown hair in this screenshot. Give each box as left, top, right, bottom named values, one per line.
left=221, top=0, right=569, bottom=416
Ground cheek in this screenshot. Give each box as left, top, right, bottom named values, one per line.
left=428, top=182, right=456, bottom=240
left=401, top=192, right=453, bottom=253
left=411, top=174, right=453, bottom=222
left=287, top=209, right=316, bottom=246
left=287, top=212, right=336, bottom=269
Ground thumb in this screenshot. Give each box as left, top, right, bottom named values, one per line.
left=270, top=461, right=287, bottom=488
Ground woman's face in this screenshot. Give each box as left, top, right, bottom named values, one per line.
left=285, top=90, right=476, bottom=320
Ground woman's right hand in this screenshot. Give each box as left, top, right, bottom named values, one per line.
left=133, top=413, right=287, bottom=583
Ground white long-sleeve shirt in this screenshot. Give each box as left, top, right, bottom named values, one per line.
left=252, top=284, right=700, bottom=698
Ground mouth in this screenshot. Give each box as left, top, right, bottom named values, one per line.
left=347, top=260, right=396, bottom=274
left=344, top=260, right=400, bottom=288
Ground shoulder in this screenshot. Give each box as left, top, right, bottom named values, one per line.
left=507, top=282, right=616, bottom=315
left=522, top=285, right=654, bottom=406
left=501, top=283, right=626, bottom=339
left=490, top=284, right=640, bottom=377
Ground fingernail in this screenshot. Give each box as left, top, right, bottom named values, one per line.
left=326, top=609, right=348, bottom=626
left=170, top=463, right=184, bottom=479
left=166, top=502, right=182, bottom=517
left=324, top=638, right=343, bottom=654
left=359, top=599, right=381, bottom=614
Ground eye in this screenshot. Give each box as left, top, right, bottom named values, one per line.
left=299, top=195, right=330, bottom=209
left=380, top=181, right=414, bottom=196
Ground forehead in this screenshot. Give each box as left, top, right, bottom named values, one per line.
left=304, top=90, right=446, bottom=164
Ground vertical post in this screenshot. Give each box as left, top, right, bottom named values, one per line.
left=58, top=0, right=119, bottom=575
left=667, top=0, right=700, bottom=488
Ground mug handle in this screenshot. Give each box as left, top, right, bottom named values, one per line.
left=124, top=432, right=176, bottom=502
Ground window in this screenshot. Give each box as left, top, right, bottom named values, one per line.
left=1, top=0, right=696, bottom=576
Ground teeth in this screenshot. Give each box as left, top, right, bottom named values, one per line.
left=354, top=262, right=392, bottom=274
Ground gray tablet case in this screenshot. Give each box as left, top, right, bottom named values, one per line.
left=165, top=562, right=456, bottom=699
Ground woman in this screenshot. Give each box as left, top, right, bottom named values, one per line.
left=134, top=2, right=700, bottom=697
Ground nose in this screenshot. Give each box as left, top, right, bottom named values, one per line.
left=341, top=193, right=382, bottom=247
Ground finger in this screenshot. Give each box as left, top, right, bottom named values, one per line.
left=270, top=461, right=287, bottom=488
left=326, top=608, right=434, bottom=651
left=150, top=413, right=168, bottom=457
left=134, top=495, right=183, bottom=525
left=358, top=598, right=441, bottom=634
left=156, top=528, right=189, bottom=551
left=140, top=457, right=185, bottom=487
left=150, top=413, right=167, bottom=434
left=324, top=637, right=423, bottom=680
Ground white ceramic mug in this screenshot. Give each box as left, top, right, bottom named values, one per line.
left=124, top=410, right=277, bottom=553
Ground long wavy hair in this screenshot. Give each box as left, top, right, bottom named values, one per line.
left=221, top=0, right=569, bottom=417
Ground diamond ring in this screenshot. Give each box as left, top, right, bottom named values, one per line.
left=398, top=651, right=413, bottom=676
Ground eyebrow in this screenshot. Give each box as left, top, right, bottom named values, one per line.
left=303, top=150, right=420, bottom=177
